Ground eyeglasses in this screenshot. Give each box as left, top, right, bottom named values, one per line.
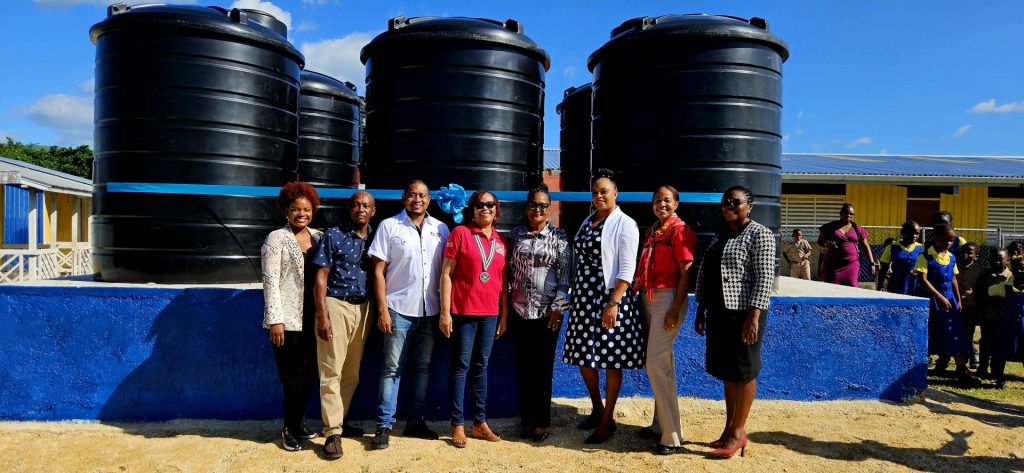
left=473, top=202, right=496, bottom=210
left=720, top=197, right=748, bottom=207
left=527, top=202, right=550, bottom=211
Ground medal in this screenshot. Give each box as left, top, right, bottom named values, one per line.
left=474, top=234, right=497, bottom=284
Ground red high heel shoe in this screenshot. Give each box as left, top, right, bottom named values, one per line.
left=710, top=435, right=747, bottom=458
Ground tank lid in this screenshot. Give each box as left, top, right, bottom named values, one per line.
left=90, top=3, right=304, bottom=67
left=588, top=14, right=788, bottom=71
left=555, top=83, right=592, bottom=114
left=360, top=16, right=550, bottom=71
left=301, top=70, right=364, bottom=105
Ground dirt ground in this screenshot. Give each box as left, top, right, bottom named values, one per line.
left=1, top=390, right=1022, bottom=473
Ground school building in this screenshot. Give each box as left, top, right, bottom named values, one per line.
left=0, top=157, right=92, bottom=283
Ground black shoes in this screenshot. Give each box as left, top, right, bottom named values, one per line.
left=404, top=420, right=440, bottom=440
left=655, top=444, right=684, bottom=455
left=637, top=427, right=660, bottom=440
left=341, top=422, right=365, bottom=438
left=281, top=427, right=302, bottom=452
left=956, top=368, right=982, bottom=388
left=294, top=424, right=318, bottom=440
left=371, top=428, right=391, bottom=450
left=323, top=434, right=343, bottom=460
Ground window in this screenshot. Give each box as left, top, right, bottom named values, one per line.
left=780, top=194, right=846, bottom=227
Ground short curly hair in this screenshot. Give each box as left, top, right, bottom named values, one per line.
left=278, top=181, right=320, bottom=214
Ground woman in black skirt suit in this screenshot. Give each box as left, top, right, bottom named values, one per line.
left=694, top=185, right=776, bottom=458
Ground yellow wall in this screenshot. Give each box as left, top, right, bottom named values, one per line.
left=56, top=194, right=73, bottom=241
left=43, top=191, right=53, bottom=244
left=844, top=184, right=908, bottom=226
left=940, top=186, right=988, bottom=229
left=0, top=187, right=4, bottom=241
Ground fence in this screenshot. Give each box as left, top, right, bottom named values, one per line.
left=780, top=224, right=1009, bottom=284
left=0, top=245, right=93, bottom=284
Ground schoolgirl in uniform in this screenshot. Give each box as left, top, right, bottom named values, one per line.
left=876, top=220, right=921, bottom=294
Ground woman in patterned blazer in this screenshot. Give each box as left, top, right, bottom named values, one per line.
left=694, top=185, right=776, bottom=459
left=261, top=181, right=323, bottom=451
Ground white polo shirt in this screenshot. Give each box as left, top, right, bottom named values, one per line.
left=368, top=210, right=450, bottom=317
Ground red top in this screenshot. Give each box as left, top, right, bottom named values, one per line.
left=444, top=224, right=507, bottom=316
left=634, top=215, right=696, bottom=291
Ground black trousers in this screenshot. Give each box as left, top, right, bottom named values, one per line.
left=978, top=318, right=998, bottom=370
left=272, top=326, right=317, bottom=430
left=511, top=314, right=560, bottom=428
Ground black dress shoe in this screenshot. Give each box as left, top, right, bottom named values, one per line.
left=404, top=420, right=440, bottom=440
left=293, top=424, right=318, bottom=440
left=637, top=427, right=659, bottom=440
left=655, top=444, right=683, bottom=455
left=371, top=428, right=391, bottom=450
left=281, top=427, right=302, bottom=452
left=341, top=422, right=365, bottom=438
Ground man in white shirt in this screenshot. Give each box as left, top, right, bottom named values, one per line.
left=367, top=180, right=450, bottom=449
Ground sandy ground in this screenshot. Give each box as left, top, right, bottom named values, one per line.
left=1, top=390, right=1022, bottom=473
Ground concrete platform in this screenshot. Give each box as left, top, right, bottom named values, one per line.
left=0, top=276, right=928, bottom=421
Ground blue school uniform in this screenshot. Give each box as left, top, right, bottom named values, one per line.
left=881, top=242, right=922, bottom=295
left=916, top=251, right=971, bottom=356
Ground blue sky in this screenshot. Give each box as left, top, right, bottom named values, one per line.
left=3, top=0, right=1023, bottom=157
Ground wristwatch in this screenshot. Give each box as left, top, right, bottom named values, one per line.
left=605, top=298, right=621, bottom=307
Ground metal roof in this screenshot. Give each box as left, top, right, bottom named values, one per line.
left=782, top=153, right=1024, bottom=185
left=542, top=151, right=1024, bottom=185
left=0, top=157, right=93, bottom=197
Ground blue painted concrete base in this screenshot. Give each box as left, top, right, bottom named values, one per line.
left=0, top=281, right=928, bottom=421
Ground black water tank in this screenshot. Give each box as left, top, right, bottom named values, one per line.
left=90, top=3, right=303, bottom=283
left=360, top=16, right=550, bottom=229
left=589, top=14, right=788, bottom=241
left=556, top=83, right=593, bottom=237
left=298, top=70, right=363, bottom=229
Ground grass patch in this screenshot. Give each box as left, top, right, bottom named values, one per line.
left=928, top=328, right=1024, bottom=405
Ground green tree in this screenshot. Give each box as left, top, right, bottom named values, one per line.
left=0, top=137, right=93, bottom=179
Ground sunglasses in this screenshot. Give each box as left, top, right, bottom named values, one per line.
left=473, top=202, right=497, bottom=210
left=527, top=202, right=550, bottom=211
left=720, top=197, right=748, bottom=207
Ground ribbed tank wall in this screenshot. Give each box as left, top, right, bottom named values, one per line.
left=90, top=4, right=303, bottom=283
left=298, top=70, right=363, bottom=229
left=361, top=16, right=549, bottom=229
left=589, top=14, right=788, bottom=247
left=556, top=84, right=593, bottom=238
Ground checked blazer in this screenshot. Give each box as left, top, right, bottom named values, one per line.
left=695, top=220, right=777, bottom=311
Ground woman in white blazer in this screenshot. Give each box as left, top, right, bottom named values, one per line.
left=262, top=181, right=324, bottom=452
left=562, top=168, right=641, bottom=444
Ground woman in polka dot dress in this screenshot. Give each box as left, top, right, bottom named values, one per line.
left=562, top=168, right=642, bottom=444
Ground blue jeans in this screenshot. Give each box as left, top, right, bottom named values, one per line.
left=449, top=315, right=497, bottom=426
left=376, top=310, right=437, bottom=430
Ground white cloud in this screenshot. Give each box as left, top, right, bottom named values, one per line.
left=782, top=126, right=802, bottom=142
left=300, top=32, right=377, bottom=87
left=34, top=0, right=196, bottom=6
left=563, top=66, right=576, bottom=78
left=970, top=99, right=1024, bottom=113
left=294, top=21, right=317, bottom=33
left=878, top=149, right=889, bottom=155
left=26, top=94, right=94, bottom=146
left=230, top=0, right=291, bottom=31
left=952, top=124, right=972, bottom=138
left=80, top=78, right=95, bottom=94
left=845, top=136, right=874, bottom=149
left=0, top=130, right=25, bottom=142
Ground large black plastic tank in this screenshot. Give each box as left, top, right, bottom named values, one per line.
left=90, top=3, right=303, bottom=283
left=298, top=70, right=363, bottom=229
left=360, top=16, right=549, bottom=229
left=589, top=14, right=788, bottom=244
left=556, top=84, right=593, bottom=237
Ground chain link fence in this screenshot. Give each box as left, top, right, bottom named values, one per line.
left=780, top=224, right=1011, bottom=284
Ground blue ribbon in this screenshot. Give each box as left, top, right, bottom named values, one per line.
left=103, top=183, right=724, bottom=204
left=433, top=184, right=469, bottom=223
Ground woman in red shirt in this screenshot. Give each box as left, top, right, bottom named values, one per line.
left=634, top=185, right=696, bottom=455
left=440, top=190, right=509, bottom=448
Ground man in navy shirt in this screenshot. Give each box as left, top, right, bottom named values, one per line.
left=312, top=191, right=376, bottom=460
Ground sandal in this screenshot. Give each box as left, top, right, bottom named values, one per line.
left=450, top=426, right=468, bottom=449
left=470, top=423, right=502, bottom=442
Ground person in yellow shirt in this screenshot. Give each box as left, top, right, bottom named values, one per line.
left=984, top=256, right=1024, bottom=389
left=916, top=223, right=979, bottom=387
left=976, top=248, right=1011, bottom=377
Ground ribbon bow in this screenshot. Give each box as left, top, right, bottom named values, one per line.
left=434, top=183, right=469, bottom=223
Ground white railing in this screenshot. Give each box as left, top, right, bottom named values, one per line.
left=0, top=244, right=93, bottom=283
